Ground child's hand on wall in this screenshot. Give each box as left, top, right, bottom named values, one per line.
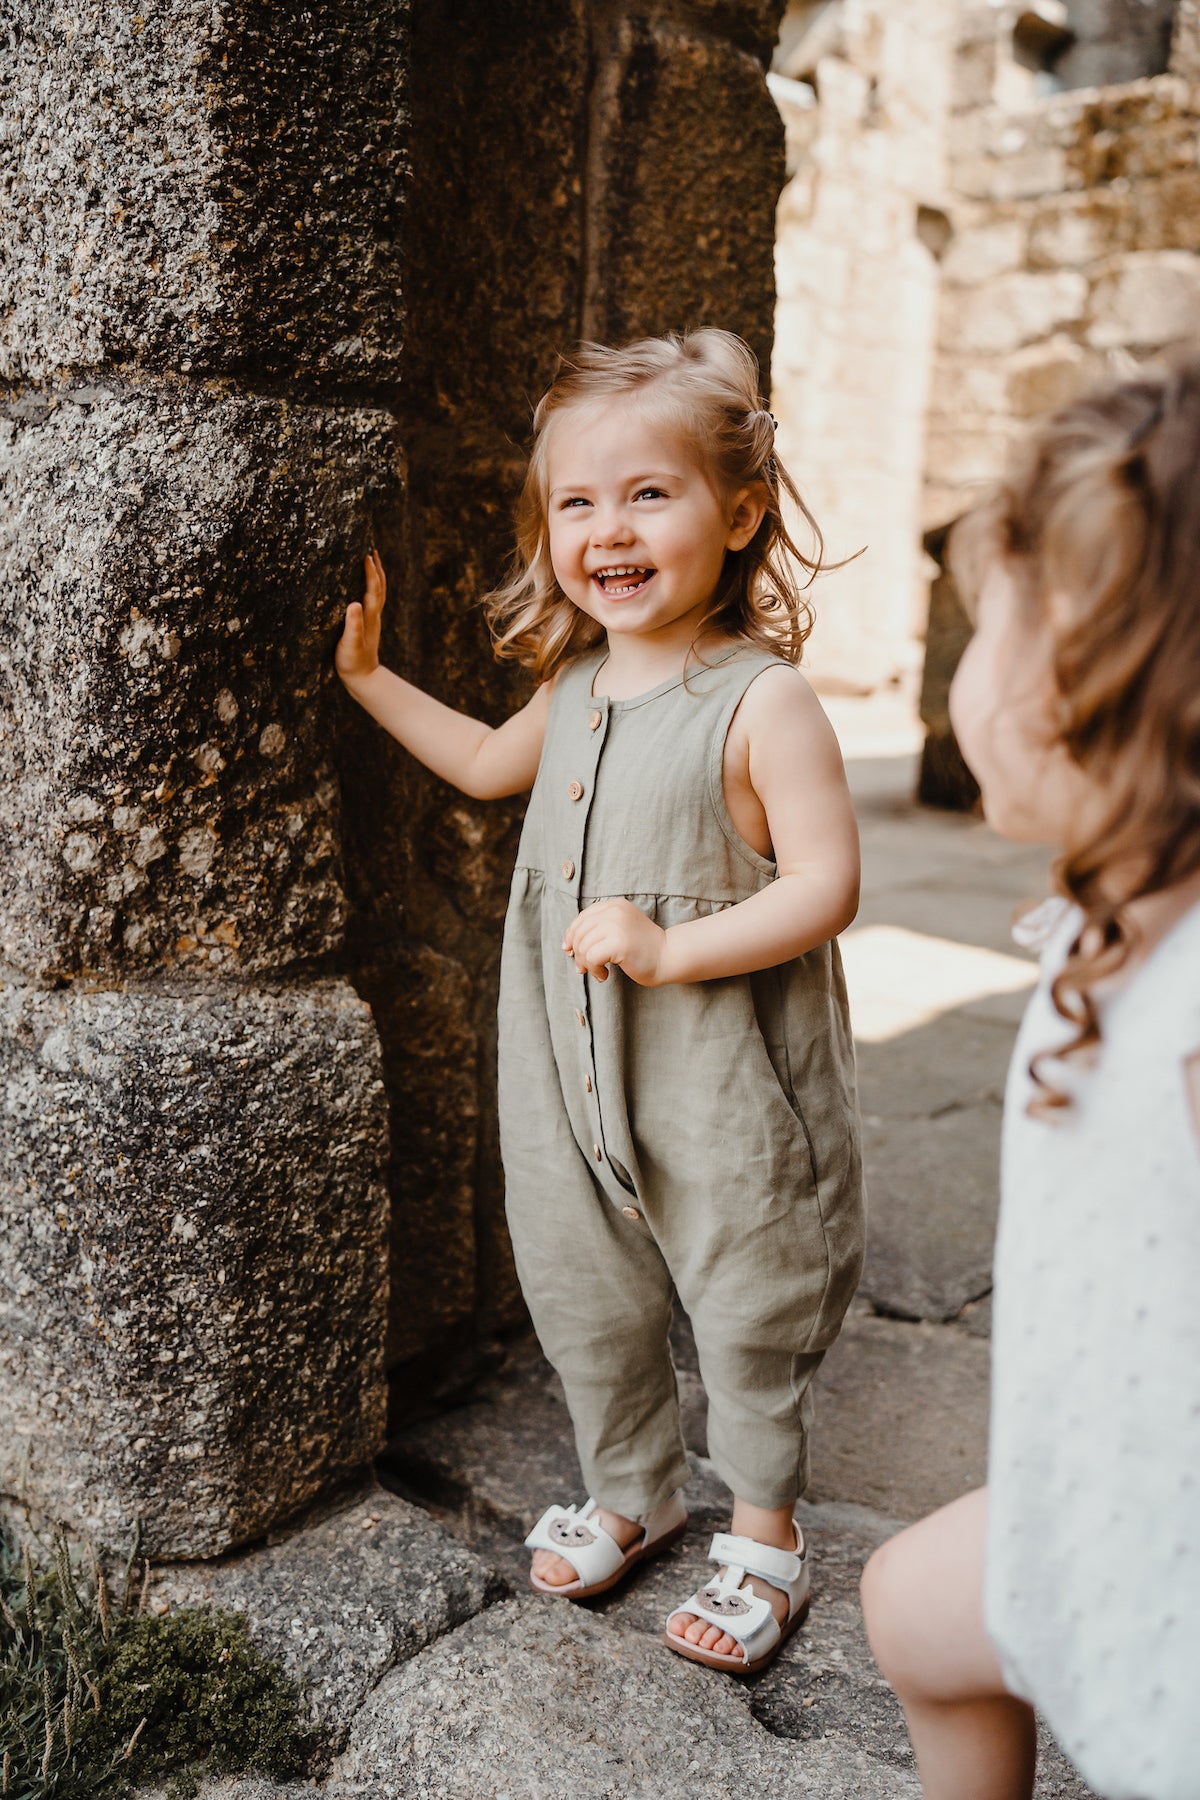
left=336, top=549, right=386, bottom=686
left=563, top=898, right=667, bottom=986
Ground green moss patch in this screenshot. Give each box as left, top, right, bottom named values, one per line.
left=1, top=1523, right=312, bottom=1798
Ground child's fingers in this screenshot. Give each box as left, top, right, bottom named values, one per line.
left=362, top=550, right=387, bottom=618
left=570, top=927, right=616, bottom=980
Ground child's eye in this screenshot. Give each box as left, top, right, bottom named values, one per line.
left=560, top=496, right=590, bottom=510
left=635, top=487, right=666, bottom=501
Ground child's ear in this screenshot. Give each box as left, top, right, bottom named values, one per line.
left=726, top=485, right=767, bottom=551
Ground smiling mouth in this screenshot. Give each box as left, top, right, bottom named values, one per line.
left=592, top=566, right=655, bottom=597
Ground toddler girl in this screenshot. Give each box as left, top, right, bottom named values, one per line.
left=861, top=356, right=1200, bottom=1796
left=337, top=328, right=865, bottom=1675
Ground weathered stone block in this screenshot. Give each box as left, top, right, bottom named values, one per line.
left=685, top=0, right=786, bottom=63
left=399, top=0, right=586, bottom=460
left=1005, top=337, right=1110, bottom=418
left=329, top=1597, right=923, bottom=1799
left=1085, top=249, right=1200, bottom=349
left=942, top=269, right=1088, bottom=355
left=154, top=1476, right=503, bottom=1752
left=1062, top=78, right=1197, bottom=184
left=353, top=947, right=480, bottom=1370
left=0, top=979, right=389, bottom=1558
left=589, top=19, right=785, bottom=379
left=0, top=1, right=409, bottom=383
left=1026, top=193, right=1129, bottom=269
left=1128, top=170, right=1200, bottom=253
left=939, top=216, right=1027, bottom=286
left=0, top=384, right=403, bottom=979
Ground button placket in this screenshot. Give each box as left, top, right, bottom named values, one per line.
left=571, top=694, right=609, bottom=1179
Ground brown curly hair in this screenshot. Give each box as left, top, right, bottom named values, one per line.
left=948, top=348, right=1200, bottom=1110
left=483, top=328, right=838, bottom=681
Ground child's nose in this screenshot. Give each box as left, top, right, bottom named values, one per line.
left=592, top=508, right=634, bottom=546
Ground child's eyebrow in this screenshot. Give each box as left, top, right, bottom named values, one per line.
left=548, top=470, right=684, bottom=497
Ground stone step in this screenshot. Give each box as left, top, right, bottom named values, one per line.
left=380, top=1324, right=1097, bottom=1799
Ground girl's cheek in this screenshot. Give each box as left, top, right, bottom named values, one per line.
left=949, top=638, right=1059, bottom=841
left=947, top=635, right=991, bottom=780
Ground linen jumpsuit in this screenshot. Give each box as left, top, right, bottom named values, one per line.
left=497, top=644, right=865, bottom=1522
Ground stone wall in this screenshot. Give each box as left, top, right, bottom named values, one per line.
left=926, top=73, right=1200, bottom=535
left=344, top=0, right=788, bottom=1397
left=0, top=1, right=788, bottom=1554
left=769, top=0, right=959, bottom=689
left=919, top=7, right=1200, bottom=797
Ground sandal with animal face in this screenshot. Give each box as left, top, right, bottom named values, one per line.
left=523, top=1492, right=688, bottom=1600
left=663, top=1521, right=810, bottom=1674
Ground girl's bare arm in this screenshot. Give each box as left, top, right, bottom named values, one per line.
left=336, top=550, right=550, bottom=800
left=564, top=666, right=859, bottom=985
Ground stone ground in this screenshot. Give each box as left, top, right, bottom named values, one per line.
left=140, top=690, right=1097, bottom=1799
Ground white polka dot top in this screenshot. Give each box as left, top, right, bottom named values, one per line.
left=986, top=895, right=1200, bottom=1800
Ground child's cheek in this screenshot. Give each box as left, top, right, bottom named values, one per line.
left=948, top=635, right=990, bottom=783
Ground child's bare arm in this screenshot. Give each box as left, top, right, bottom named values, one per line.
left=336, top=550, right=550, bottom=800
left=564, top=666, right=859, bottom=984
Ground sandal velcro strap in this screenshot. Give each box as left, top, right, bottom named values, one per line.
left=708, top=1530, right=803, bottom=1587
left=524, top=1499, right=628, bottom=1587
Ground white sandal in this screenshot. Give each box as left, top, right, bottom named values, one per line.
left=524, top=1491, right=688, bottom=1600
left=663, top=1520, right=810, bottom=1674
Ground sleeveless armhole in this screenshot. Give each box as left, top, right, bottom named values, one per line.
left=704, top=656, right=789, bottom=880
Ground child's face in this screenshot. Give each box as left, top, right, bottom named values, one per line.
left=949, top=559, right=1098, bottom=846
left=544, top=398, right=756, bottom=646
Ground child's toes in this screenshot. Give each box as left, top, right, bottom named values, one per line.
left=531, top=1548, right=577, bottom=1587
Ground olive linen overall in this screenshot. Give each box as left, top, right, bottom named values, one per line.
left=497, top=644, right=865, bottom=1522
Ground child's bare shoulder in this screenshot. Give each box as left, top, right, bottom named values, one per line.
left=731, top=659, right=829, bottom=743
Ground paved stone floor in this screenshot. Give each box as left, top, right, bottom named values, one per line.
left=143, top=692, right=1097, bottom=1798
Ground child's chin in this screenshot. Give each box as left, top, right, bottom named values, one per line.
left=979, top=790, right=1061, bottom=846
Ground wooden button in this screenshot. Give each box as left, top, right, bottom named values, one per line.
left=588, top=710, right=602, bottom=731
left=568, top=780, right=584, bottom=801
left=574, top=1009, right=587, bottom=1028
left=593, top=1144, right=603, bottom=1162
left=584, top=1075, right=593, bottom=1093
left=622, top=1206, right=641, bottom=1221
left=562, top=858, right=575, bottom=880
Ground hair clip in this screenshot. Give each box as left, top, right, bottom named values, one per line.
left=758, top=409, right=778, bottom=432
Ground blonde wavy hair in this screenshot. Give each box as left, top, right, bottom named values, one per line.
left=948, top=348, right=1200, bottom=1111
left=484, top=328, right=833, bottom=681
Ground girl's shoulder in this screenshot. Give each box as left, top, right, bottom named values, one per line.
left=1016, top=890, right=1200, bottom=1055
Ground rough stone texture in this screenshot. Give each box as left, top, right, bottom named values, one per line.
left=0, top=980, right=389, bottom=1557
left=153, top=1474, right=505, bottom=1753
left=379, top=1302, right=1091, bottom=1798
left=0, top=2, right=409, bottom=384
left=588, top=15, right=785, bottom=375
left=353, top=948, right=480, bottom=1371
left=928, top=73, right=1200, bottom=538
left=338, top=0, right=593, bottom=1381
left=2, top=0, right=797, bottom=1553
left=806, top=1308, right=990, bottom=1518
left=0, top=385, right=403, bottom=979
left=769, top=0, right=956, bottom=688
left=920, top=57, right=1200, bottom=797
left=329, top=1595, right=921, bottom=1800
left=352, top=0, right=792, bottom=1386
